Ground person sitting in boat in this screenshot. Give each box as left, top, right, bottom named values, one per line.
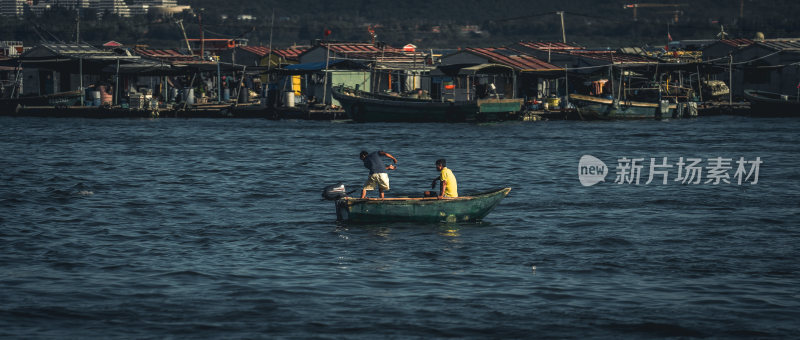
left=359, top=150, right=397, bottom=199
left=425, top=159, right=458, bottom=199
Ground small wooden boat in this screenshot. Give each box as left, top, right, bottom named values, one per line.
left=0, top=90, right=83, bottom=114
left=569, top=93, right=679, bottom=120
left=334, top=187, right=511, bottom=224
left=331, top=85, right=521, bottom=122
left=743, top=89, right=800, bottom=117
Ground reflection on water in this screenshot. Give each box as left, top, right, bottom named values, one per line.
left=438, top=226, right=462, bottom=239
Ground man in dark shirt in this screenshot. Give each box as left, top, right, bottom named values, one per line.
left=359, top=150, right=398, bottom=198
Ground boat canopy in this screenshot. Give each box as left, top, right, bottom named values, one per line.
left=457, top=63, right=515, bottom=76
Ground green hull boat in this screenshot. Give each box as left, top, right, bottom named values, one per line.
left=335, top=188, right=511, bottom=223
left=332, top=85, right=521, bottom=122
left=569, top=93, right=678, bottom=120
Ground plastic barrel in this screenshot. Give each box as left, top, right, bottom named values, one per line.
left=659, top=100, right=670, bottom=115
left=185, top=88, right=195, bottom=105
left=284, top=91, right=295, bottom=108
left=90, top=91, right=101, bottom=106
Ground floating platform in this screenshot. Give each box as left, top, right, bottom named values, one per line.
left=697, top=102, right=751, bottom=116
left=274, top=105, right=347, bottom=120
left=8, top=106, right=160, bottom=118
left=159, top=104, right=272, bottom=119
left=520, top=109, right=583, bottom=121
left=1, top=103, right=346, bottom=120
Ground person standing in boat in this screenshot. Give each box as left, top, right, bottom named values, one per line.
left=425, top=159, right=458, bottom=199
left=359, top=150, right=397, bottom=199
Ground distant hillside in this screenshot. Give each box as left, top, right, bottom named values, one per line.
left=183, top=0, right=800, bottom=47
left=1, top=0, right=799, bottom=49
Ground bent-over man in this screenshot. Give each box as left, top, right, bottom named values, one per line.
left=359, top=150, right=398, bottom=198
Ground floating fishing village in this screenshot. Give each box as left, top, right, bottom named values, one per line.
left=1, top=5, right=799, bottom=121
left=4, top=2, right=800, bottom=338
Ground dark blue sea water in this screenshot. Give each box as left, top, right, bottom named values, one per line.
left=1, top=115, right=799, bottom=338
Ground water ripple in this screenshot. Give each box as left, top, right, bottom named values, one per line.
left=0, top=116, right=798, bottom=338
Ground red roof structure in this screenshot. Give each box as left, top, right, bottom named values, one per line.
left=464, top=47, right=561, bottom=71
left=514, top=41, right=584, bottom=51
left=133, top=49, right=208, bottom=63
left=237, top=46, right=307, bottom=61
left=102, top=41, right=123, bottom=47
left=322, top=42, right=386, bottom=53
left=756, top=39, right=800, bottom=51
left=312, top=42, right=430, bottom=69
left=719, top=39, right=754, bottom=47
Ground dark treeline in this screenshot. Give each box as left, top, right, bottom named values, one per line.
left=2, top=0, right=799, bottom=49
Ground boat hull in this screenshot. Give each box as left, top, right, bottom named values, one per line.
left=569, top=93, right=678, bottom=120
left=0, top=90, right=83, bottom=114
left=336, top=188, right=511, bottom=224
left=332, top=86, right=521, bottom=122
left=743, top=89, right=800, bottom=117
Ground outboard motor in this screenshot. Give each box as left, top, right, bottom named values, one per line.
left=323, top=183, right=351, bottom=221
left=322, top=183, right=347, bottom=200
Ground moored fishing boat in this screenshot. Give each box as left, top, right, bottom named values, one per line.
left=569, top=93, right=680, bottom=120
left=331, top=85, right=521, bottom=122
left=323, top=186, right=511, bottom=223
left=743, top=89, right=800, bottom=117
left=0, top=90, right=83, bottom=114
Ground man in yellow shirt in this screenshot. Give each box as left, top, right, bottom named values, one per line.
left=425, top=159, right=457, bottom=199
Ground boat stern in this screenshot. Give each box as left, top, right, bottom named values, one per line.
left=335, top=199, right=350, bottom=221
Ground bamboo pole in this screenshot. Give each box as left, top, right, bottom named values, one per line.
left=696, top=65, right=703, bottom=102
left=729, top=54, right=733, bottom=105
left=322, top=48, right=330, bottom=106
left=217, top=60, right=222, bottom=104
left=557, top=11, right=566, bottom=44
left=114, top=57, right=119, bottom=106
left=79, top=58, right=83, bottom=106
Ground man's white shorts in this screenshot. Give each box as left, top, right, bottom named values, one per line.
left=363, top=173, right=390, bottom=191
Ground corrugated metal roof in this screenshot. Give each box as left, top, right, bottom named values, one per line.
left=568, top=50, right=654, bottom=63
left=464, top=47, right=561, bottom=71
left=720, top=39, right=754, bottom=47
left=21, top=43, right=140, bottom=61
left=42, top=43, right=118, bottom=57
left=237, top=46, right=307, bottom=60
left=186, top=39, right=232, bottom=42
left=323, top=42, right=383, bottom=53
left=133, top=49, right=218, bottom=65
left=321, top=42, right=416, bottom=56
left=134, top=49, right=195, bottom=62
left=515, top=41, right=583, bottom=50
left=757, top=39, right=800, bottom=51
left=317, top=42, right=429, bottom=69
